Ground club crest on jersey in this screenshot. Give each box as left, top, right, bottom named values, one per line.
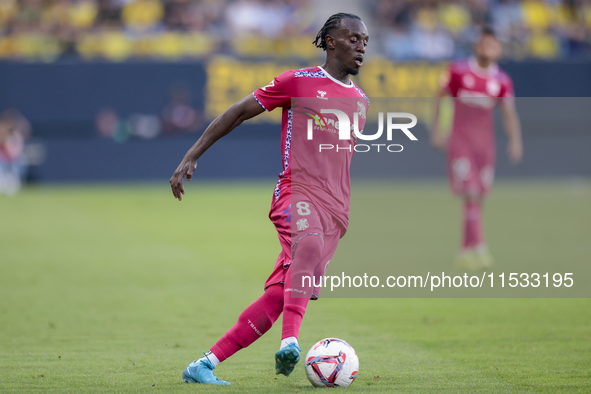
left=486, top=79, right=500, bottom=96
left=462, top=74, right=475, bottom=88
left=296, top=218, right=309, bottom=231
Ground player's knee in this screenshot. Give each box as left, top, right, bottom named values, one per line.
left=292, top=234, right=323, bottom=273
left=263, top=285, right=285, bottom=320
left=463, top=192, right=482, bottom=202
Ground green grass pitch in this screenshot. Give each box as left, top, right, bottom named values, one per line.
left=1, top=181, right=590, bottom=393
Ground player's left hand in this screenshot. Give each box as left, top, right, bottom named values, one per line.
left=170, top=158, right=197, bottom=201
left=430, top=131, right=448, bottom=152
left=508, top=139, right=523, bottom=165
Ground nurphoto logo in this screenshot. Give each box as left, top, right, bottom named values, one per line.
left=303, top=108, right=419, bottom=153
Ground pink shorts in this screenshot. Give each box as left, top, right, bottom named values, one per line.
left=447, top=144, right=495, bottom=197
left=264, top=188, right=341, bottom=299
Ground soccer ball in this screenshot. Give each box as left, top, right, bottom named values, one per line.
left=304, top=338, right=359, bottom=387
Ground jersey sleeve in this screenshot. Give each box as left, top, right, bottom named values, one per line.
left=440, top=63, right=459, bottom=96
left=253, top=71, right=296, bottom=112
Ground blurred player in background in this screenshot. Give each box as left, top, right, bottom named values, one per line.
left=431, top=27, right=523, bottom=270
left=170, top=13, right=369, bottom=385
left=0, top=109, right=31, bottom=196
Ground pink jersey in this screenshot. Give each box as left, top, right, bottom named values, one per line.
left=443, top=57, right=514, bottom=150
left=253, top=66, right=369, bottom=232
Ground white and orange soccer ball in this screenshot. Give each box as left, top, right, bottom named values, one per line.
left=304, top=338, right=359, bottom=388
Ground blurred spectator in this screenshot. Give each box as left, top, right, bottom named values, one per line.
left=0, top=109, right=30, bottom=195
left=122, top=0, right=163, bottom=32
left=226, top=0, right=289, bottom=37
left=95, top=0, right=121, bottom=27
left=68, top=0, right=98, bottom=30
left=414, top=2, right=456, bottom=60
left=414, top=26, right=456, bottom=60
left=492, top=0, right=528, bottom=58
left=375, top=0, right=591, bottom=60
left=0, top=0, right=590, bottom=61
left=555, top=0, right=591, bottom=58
left=439, top=1, right=472, bottom=34
left=522, top=0, right=560, bottom=57
left=382, top=23, right=417, bottom=60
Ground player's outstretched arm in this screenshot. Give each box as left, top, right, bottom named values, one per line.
left=430, top=89, right=449, bottom=152
left=500, top=100, right=523, bottom=165
left=170, top=94, right=265, bottom=201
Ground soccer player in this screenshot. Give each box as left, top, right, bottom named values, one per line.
left=0, top=109, right=30, bottom=196
left=431, top=27, right=523, bottom=270
left=169, top=13, right=369, bottom=385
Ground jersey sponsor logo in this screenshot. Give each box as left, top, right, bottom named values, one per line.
left=296, top=218, right=309, bottom=231
left=295, top=106, right=328, bottom=131
left=317, top=90, right=327, bottom=97
left=457, top=89, right=496, bottom=109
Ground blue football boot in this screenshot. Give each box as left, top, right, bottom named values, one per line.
left=182, top=354, right=230, bottom=385
left=275, top=342, right=301, bottom=376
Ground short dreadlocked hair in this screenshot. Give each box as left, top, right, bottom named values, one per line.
left=481, top=25, right=497, bottom=38
left=313, top=13, right=362, bottom=51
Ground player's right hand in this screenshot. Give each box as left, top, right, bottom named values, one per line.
left=170, top=158, right=197, bottom=201
left=508, top=138, right=523, bottom=165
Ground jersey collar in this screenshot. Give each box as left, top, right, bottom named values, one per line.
left=468, top=56, right=499, bottom=78
left=318, top=66, right=354, bottom=88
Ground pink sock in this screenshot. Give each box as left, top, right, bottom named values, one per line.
left=282, top=234, right=323, bottom=339
left=210, top=284, right=284, bottom=362
left=282, top=268, right=310, bottom=339
left=463, top=200, right=483, bottom=249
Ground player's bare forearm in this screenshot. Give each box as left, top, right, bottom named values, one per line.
left=500, top=101, right=523, bottom=165
left=183, top=95, right=264, bottom=161
left=430, top=91, right=447, bottom=152
left=169, top=95, right=265, bottom=201
left=500, top=101, right=521, bottom=140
